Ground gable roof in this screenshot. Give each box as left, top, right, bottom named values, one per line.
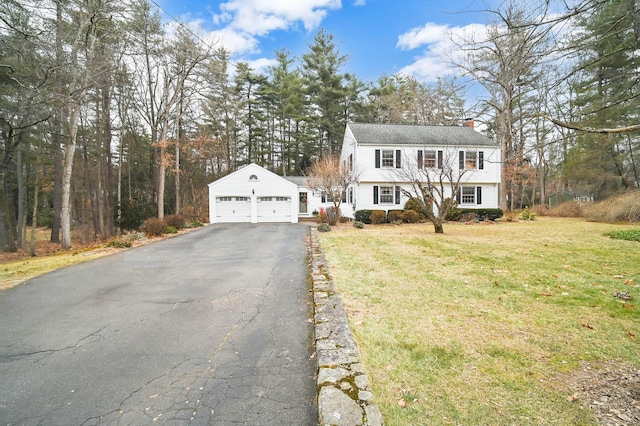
left=347, top=122, right=497, bottom=147
left=208, top=163, right=297, bottom=189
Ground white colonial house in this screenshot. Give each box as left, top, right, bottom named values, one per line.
left=339, top=122, right=501, bottom=218
left=207, top=122, right=501, bottom=223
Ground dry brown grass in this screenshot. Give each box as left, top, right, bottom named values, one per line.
left=320, top=218, right=640, bottom=425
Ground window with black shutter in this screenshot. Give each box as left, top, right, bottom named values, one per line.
left=459, top=151, right=464, bottom=169
left=375, top=149, right=381, bottom=168
left=479, top=151, right=484, bottom=170
left=395, top=186, right=401, bottom=204
left=476, top=186, right=482, bottom=204
left=373, top=185, right=379, bottom=204
left=417, top=150, right=423, bottom=169
left=437, top=150, right=443, bottom=169
left=395, top=149, right=401, bottom=168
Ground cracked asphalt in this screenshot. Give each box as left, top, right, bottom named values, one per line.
left=0, top=223, right=318, bottom=425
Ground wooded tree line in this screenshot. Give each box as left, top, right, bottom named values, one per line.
left=0, top=0, right=638, bottom=251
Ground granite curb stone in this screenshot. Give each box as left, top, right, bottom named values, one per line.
left=309, top=228, right=384, bottom=426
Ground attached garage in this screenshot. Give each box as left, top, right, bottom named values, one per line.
left=208, top=164, right=298, bottom=224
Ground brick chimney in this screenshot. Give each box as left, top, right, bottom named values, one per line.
left=463, top=118, right=474, bottom=129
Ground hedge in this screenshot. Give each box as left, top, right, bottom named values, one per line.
left=459, top=208, right=504, bottom=221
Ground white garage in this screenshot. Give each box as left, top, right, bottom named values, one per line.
left=208, top=164, right=299, bottom=224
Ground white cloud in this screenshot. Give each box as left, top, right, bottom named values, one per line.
left=396, top=22, right=489, bottom=83
left=352, top=0, right=366, bottom=6
left=246, top=57, right=279, bottom=74
left=216, top=0, right=341, bottom=36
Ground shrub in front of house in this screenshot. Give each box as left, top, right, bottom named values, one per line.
left=140, top=218, right=166, bottom=236
left=387, top=210, right=404, bottom=223
left=353, top=221, right=364, bottom=229
left=459, top=208, right=504, bottom=221
left=443, top=198, right=462, bottom=221
left=165, top=226, right=179, bottom=234
left=164, top=214, right=186, bottom=229
left=402, top=209, right=421, bottom=223
left=325, top=206, right=339, bottom=225
left=317, top=223, right=331, bottom=232
left=404, top=197, right=428, bottom=220
left=355, top=210, right=373, bottom=224
left=317, top=210, right=328, bottom=224
left=370, top=210, right=386, bottom=224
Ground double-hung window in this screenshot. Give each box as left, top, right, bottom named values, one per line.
left=457, top=186, right=483, bottom=205
left=379, top=186, right=394, bottom=203
left=375, top=149, right=402, bottom=168
left=417, top=150, right=443, bottom=169
left=459, top=150, right=484, bottom=170
left=381, top=150, right=394, bottom=167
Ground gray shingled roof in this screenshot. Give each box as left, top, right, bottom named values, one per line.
left=282, top=176, right=307, bottom=186
left=347, top=122, right=497, bottom=147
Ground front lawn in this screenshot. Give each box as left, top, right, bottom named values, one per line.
left=319, top=217, right=640, bottom=425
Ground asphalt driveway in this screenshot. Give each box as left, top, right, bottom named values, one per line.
left=0, top=223, right=317, bottom=425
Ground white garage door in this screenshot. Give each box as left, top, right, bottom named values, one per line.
left=257, top=196, right=291, bottom=222
left=215, top=196, right=251, bottom=222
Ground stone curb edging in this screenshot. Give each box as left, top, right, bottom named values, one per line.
left=308, top=228, right=384, bottom=426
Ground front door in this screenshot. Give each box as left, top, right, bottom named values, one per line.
left=299, top=192, right=308, bottom=214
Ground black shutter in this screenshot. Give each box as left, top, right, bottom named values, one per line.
left=395, top=186, right=401, bottom=205
left=479, top=151, right=484, bottom=170
left=417, top=150, right=423, bottom=169
left=395, top=149, right=401, bottom=168
left=321, top=193, right=326, bottom=203
left=375, top=149, right=381, bottom=168
left=456, top=188, right=461, bottom=204
left=373, top=185, right=379, bottom=204
left=459, top=151, right=464, bottom=169
left=476, top=186, right=482, bottom=205
left=437, top=150, right=443, bottom=169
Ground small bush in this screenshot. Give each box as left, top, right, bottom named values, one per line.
left=520, top=206, right=536, bottom=221
left=605, top=229, right=640, bottom=242
left=443, top=198, right=462, bottom=221
left=402, top=210, right=421, bottom=223
left=188, top=220, right=204, bottom=228
left=106, top=238, right=132, bottom=248
left=387, top=210, right=404, bottom=223
left=353, top=221, right=365, bottom=229
left=164, top=214, right=186, bottom=229
left=355, top=210, right=373, bottom=224
left=404, top=198, right=428, bottom=219
left=459, top=208, right=504, bottom=221
left=370, top=210, right=387, bottom=224
left=325, top=206, right=339, bottom=226
left=140, top=218, right=165, bottom=236
left=317, top=223, right=331, bottom=232
left=165, top=226, right=179, bottom=234
left=317, top=210, right=328, bottom=224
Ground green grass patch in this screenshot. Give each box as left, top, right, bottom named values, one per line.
left=605, top=228, right=640, bottom=242
left=320, top=218, right=640, bottom=425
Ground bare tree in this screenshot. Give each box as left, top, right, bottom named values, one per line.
left=453, top=1, right=555, bottom=210
left=304, top=156, right=360, bottom=222
left=393, top=152, right=470, bottom=234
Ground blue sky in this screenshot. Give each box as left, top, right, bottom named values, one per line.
left=156, top=0, right=502, bottom=83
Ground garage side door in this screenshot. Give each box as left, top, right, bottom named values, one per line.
left=257, top=196, right=291, bottom=222
left=216, top=196, right=251, bottom=222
